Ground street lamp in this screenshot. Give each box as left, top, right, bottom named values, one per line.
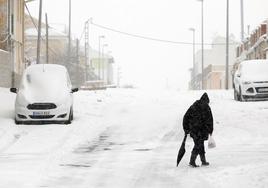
left=189, top=28, right=195, bottom=90
left=240, top=0, right=244, bottom=42
left=225, top=0, right=229, bottom=89
left=98, top=35, right=105, bottom=79
left=197, top=0, right=204, bottom=90
left=68, top=0, right=71, bottom=64
left=102, top=44, right=108, bottom=81
left=36, top=0, right=43, bottom=64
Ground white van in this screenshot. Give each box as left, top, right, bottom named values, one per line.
left=10, top=64, right=78, bottom=124
left=233, top=60, right=268, bottom=101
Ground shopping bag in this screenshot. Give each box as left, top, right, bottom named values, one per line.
left=208, top=135, right=216, bottom=149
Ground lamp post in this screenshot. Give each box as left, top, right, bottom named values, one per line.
left=36, top=0, right=42, bottom=64
left=240, top=0, right=244, bottom=42
left=189, top=28, right=195, bottom=90
left=197, top=0, right=204, bottom=90
left=102, top=44, right=108, bottom=81
left=106, top=50, right=112, bottom=84
left=225, top=0, right=229, bottom=90
left=98, top=35, right=105, bottom=79
left=68, top=0, right=71, bottom=64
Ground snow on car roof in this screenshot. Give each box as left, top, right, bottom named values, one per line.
left=24, top=64, right=67, bottom=74
left=20, top=64, right=70, bottom=97
left=240, top=60, right=268, bottom=75
left=241, top=59, right=268, bottom=65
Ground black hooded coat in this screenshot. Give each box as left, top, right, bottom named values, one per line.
left=183, top=93, right=213, bottom=141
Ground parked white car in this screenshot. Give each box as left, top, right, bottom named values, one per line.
left=10, top=64, right=78, bottom=124
left=233, top=60, right=268, bottom=101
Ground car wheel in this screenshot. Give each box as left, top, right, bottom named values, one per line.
left=15, top=119, right=22, bottom=125
left=234, top=89, right=238, bottom=101
left=65, top=107, right=73, bottom=124
left=70, top=107, right=73, bottom=121
left=239, top=87, right=245, bottom=102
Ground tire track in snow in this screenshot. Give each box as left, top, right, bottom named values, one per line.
left=0, top=128, right=29, bottom=153
left=38, top=126, right=120, bottom=188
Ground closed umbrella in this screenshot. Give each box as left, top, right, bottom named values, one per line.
left=176, top=134, right=187, bottom=167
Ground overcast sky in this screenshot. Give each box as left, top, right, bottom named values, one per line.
left=27, top=0, right=268, bottom=90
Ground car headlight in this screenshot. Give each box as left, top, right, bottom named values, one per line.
left=242, top=81, right=251, bottom=84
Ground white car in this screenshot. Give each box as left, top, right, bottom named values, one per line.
left=233, top=60, right=268, bottom=101
left=10, top=64, right=78, bottom=124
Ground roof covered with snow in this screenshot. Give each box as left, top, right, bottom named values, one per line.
left=25, top=27, right=67, bottom=37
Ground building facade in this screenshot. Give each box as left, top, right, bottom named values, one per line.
left=190, top=36, right=237, bottom=90
left=89, top=48, right=114, bottom=85
left=0, top=0, right=24, bottom=87
left=234, top=20, right=268, bottom=73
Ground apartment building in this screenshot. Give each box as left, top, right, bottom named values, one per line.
left=235, top=21, right=268, bottom=69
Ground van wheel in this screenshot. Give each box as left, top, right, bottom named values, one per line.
left=15, top=119, right=22, bottom=125
left=65, top=107, right=73, bottom=124
left=239, top=87, right=245, bottom=102
left=70, top=107, right=73, bottom=121
left=234, top=89, right=238, bottom=100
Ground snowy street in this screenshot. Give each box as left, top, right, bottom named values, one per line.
left=0, top=88, right=268, bottom=188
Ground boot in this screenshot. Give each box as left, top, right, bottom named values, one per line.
left=200, top=153, right=209, bottom=166
left=189, top=153, right=199, bottom=167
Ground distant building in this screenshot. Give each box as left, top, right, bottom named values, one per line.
left=89, top=48, right=114, bottom=85
left=190, top=36, right=237, bottom=90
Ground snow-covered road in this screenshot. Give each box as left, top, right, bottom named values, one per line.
left=0, top=88, right=268, bottom=188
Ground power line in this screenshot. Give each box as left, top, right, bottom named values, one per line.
left=90, top=21, right=239, bottom=46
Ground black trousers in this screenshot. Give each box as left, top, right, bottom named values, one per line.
left=192, top=139, right=205, bottom=155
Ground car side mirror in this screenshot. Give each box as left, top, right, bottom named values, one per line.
left=10, top=88, right=17, bottom=93
left=71, top=88, right=79, bottom=93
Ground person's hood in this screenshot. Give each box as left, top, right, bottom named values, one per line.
left=200, top=92, right=210, bottom=104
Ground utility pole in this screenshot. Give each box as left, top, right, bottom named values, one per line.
left=68, top=0, right=71, bottom=63
left=201, top=0, right=204, bottom=90
left=225, top=0, right=229, bottom=90
left=117, top=66, right=121, bottom=88
left=7, top=0, right=15, bottom=87
left=36, top=0, right=42, bottom=64
left=76, top=39, right=79, bottom=64
left=197, top=0, right=204, bottom=90
left=189, top=28, right=195, bottom=90
left=98, top=35, right=105, bottom=79
left=84, top=20, right=89, bottom=80
left=240, top=0, right=244, bottom=41
left=106, top=50, right=112, bottom=84
left=76, top=39, right=79, bottom=86
left=45, top=13, right=48, bottom=64
left=102, top=44, right=108, bottom=82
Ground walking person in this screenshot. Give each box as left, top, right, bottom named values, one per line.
left=182, top=92, right=214, bottom=167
